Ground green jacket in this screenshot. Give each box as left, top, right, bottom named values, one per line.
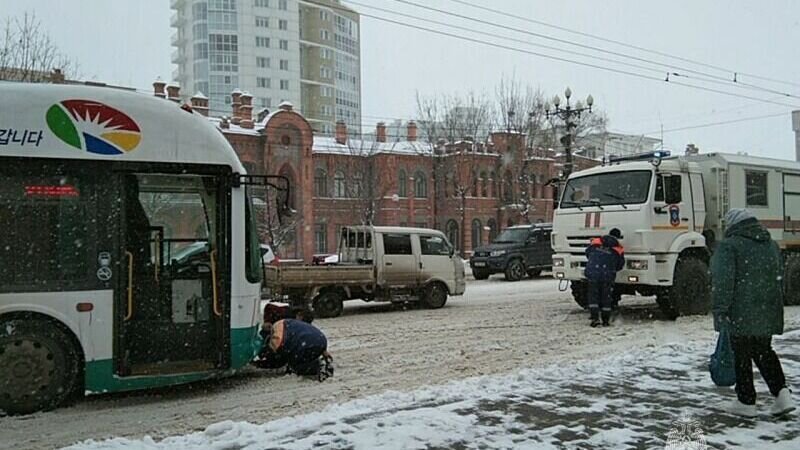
left=711, top=218, right=784, bottom=336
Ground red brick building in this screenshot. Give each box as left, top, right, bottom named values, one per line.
left=172, top=85, right=598, bottom=261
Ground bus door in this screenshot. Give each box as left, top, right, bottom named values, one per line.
left=116, top=173, right=228, bottom=376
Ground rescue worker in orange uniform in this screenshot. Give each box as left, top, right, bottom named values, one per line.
left=584, top=228, right=625, bottom=327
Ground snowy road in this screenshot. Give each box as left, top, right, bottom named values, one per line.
left=0, top=277, right=789, bottom=449
left=67, top=328, right=800, bottom=450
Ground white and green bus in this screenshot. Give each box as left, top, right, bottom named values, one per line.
left=0, top=83, right=278, bottom=414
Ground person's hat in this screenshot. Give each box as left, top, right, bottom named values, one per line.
left=724, top=208, right=756, bottom=227
left=609, top=228, right=623, bottom=239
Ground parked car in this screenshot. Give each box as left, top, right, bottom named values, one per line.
left=470, top=223, right=553, bottom=281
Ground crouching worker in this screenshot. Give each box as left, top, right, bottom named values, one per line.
left=255, top=319, right=334, bottom=381
left=585, top=228, right=625, bottom=327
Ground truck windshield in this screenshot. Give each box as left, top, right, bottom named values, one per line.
left=493, top=228, right=529, bottom=243
left=560, top=170, right=652, bottom=209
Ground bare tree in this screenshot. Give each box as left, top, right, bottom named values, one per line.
left=0, top=12, right=79, bottom=82
left=416, top=90, right=492, bottom=251
left=343, top=137, right=395, bottom=225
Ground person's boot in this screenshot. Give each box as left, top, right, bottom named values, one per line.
left=725, top=399, right=758, bottom=418
left=770, top=388, right=796, bottom=416
left=590, top=319, right=601, bottom=328
left=601, top=311, right=611, bottom=327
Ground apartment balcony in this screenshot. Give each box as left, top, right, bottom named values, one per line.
left=171, top=32, right=186, bottom=46
left=171, top=49, right=186, bottom=64
left=170, top=12, right=185, bottom=27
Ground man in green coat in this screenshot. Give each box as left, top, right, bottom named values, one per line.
left=711, top=208, right=795, bottom=417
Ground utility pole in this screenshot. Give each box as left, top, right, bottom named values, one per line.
left=545, top=87, right=594, bottom=179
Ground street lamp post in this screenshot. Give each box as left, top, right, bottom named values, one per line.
left=545, top=87, right=594, bottom=179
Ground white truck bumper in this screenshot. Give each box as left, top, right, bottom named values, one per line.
left=551, top=253, right=677, bottom=287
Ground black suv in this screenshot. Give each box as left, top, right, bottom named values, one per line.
left=469, top=223, right=553, bottom=281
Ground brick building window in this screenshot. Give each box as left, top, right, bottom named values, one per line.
left=353, top=173, right=363, bottom=197
left=446, top=220, right=459, bottom=251
left=334, top=170, right=347, bottom=198
left=398, top=169, right=407, bottom=197
left=414, top=170, right=427, bottom=198
left=487, top=218, right=498, bottom=242
left=315, top=224, right=327, bottom=253
left=471, top=170, right=478, bottom=197
left=491, top=171, right=498, bottom=198
left=503, top=170, right=513, bottom=203
left=471, top=219, right=482, bottom=249
left=314, top=169, right=327, bottom=197
left=480, top=171, right=488, bottom=197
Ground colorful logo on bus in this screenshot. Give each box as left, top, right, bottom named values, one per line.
left=46, top=100, right=141, bottom=155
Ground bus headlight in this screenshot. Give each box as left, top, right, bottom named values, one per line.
left=627, top=260, right=648, bottom=270
left=552, top=257, right=565, bottom=267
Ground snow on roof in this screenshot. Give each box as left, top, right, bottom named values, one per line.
left=279, top=100, right=294, bottom=109
left=192, top=91, right=208, bottom=100
left=313, top=136, right=433, bottom=156
left=208, top=117, right=261, bottom=136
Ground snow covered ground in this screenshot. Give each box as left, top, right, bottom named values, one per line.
left=66, top=328, right=800, bottom=450
left=1, top=277, right=798, bottom=449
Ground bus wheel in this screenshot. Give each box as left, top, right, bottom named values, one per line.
left=785, top=254, right=800, bottom=306
left=570, top=281, right=588, bottom=309
left=423, top=282, right=448, bottom=309
left=661, top=257, right=711, bottom=318
left=313, top=291, right=344, bottom=318
left=0, top=318, right=81, bottom=415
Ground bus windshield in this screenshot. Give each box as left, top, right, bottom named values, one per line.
left=560, top=170, right=652, bottom=209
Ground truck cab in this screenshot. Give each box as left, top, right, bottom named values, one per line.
left=551, top=152, right=710, bottom=318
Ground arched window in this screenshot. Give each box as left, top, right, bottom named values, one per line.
left=279, top=165, right=296, bottom=209
left=334, top=170, right=347, bottom=198
left=353, top=172, right=363, bottom=198
left=398, top=169, right=407, bottom=197
left=480, top=171, right=488, bottom=197
left=503, top=170, right=514, bottom=203
left=414, top=170, right=427, bottom=198
left=487, top=218, right=498, bottom=242
left=314, top=168, right=327, bottom=197
left=490, top=171, right=498, bottom=198
left=471, top=219, right=482, bottom=249
left=446, top=219, right=459, bottom=251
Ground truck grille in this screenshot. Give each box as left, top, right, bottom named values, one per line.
left=566, top=235, right=597, bottom=255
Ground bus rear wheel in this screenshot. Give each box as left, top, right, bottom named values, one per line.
left=0, top=318, right=81, bottom=415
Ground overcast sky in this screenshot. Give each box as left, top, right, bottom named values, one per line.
left=3, top=0, right=799, bottom=159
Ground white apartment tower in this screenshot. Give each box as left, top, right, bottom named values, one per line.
left=170, top=0, right=361, bottom=134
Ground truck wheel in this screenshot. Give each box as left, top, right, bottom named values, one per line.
left=0, top=318, right=82, bottom=415
left=472, top=269, right=491, bottom=280
left=660, top=257, right=711, bottom=318
left=504, top=259, right=525, bottom=282
left=784, top=254, right=800, bottom=306
left=570, top=281, right=588, bottom=309
left=527, top=268, right=542, bottom=278
left=423, top=282, right=448, bottom=309
left=313, top=292, right=344, bottom=318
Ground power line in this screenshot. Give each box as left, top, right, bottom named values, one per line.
left=338, top=3, right=800, bottom=109
left=445, top=0, right=800, bottom=89
left=382, top=0, right=800, bottom=100
left=638, top=112, right=788, bottom=135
